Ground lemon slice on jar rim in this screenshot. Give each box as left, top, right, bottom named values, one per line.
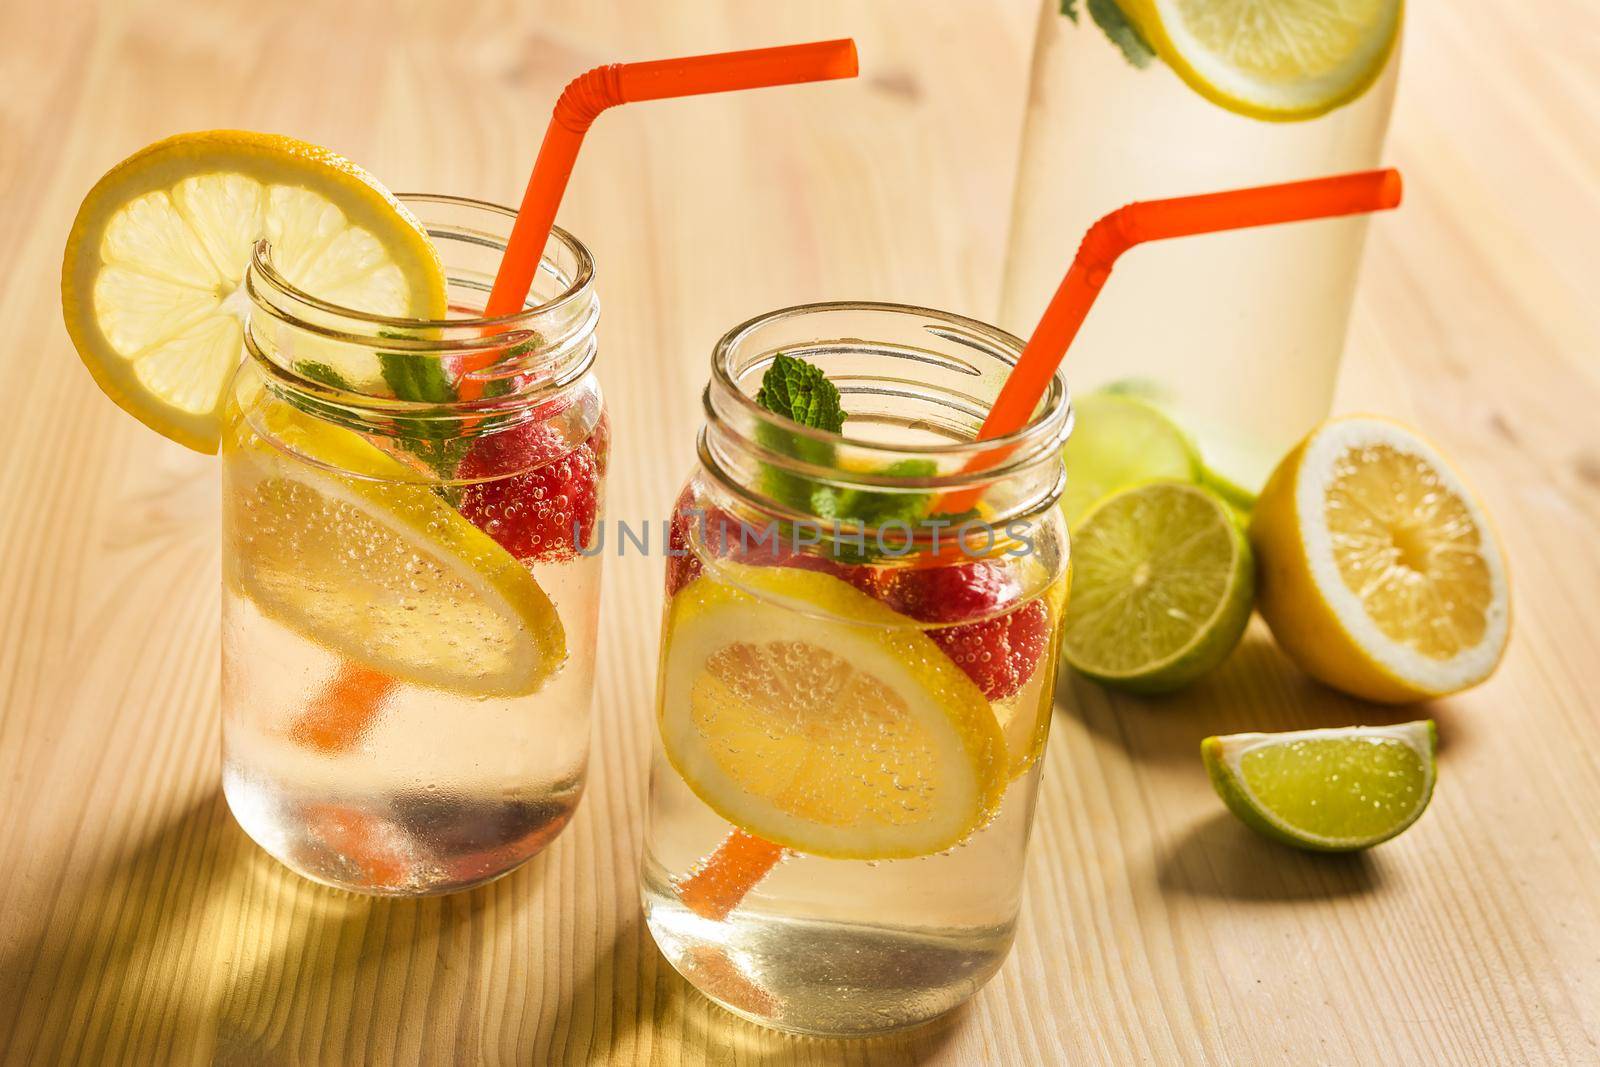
left=658, top=563, right=1008, bottom=861
left=62, top=130, right=448, bottom=453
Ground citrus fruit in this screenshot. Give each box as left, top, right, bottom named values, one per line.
left=1061, top=391, right=1202, bottom=526
left=223, top=404, right=565, bottom=697
left=1250, top=416, right=1510, bottom=703
left=1062, top=480, right=1253, bottom=692
left=1202, top=720, right=1436, bottom=851
left=657, top=563, right=1007, bottom=860
left=62, top=130, right=448, bottom=453
left=1120, top=0, right=1403, bottom=121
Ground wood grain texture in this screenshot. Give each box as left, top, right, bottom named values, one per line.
left=1, top=1, right=1596, bottom=1063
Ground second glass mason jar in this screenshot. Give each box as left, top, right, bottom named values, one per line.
left=1001, top=0, right=1400, bottom=494
left=222, top=196, right=606, bottom=896
left=642, top=303, right=1072, bottom=1036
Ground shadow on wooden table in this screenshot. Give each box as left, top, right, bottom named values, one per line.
left=1154, top=811, right=1383, bottom=903
left=1059, top=626, right=1468, bottom=767
left=0, top=787, right=556, bottom=1064
left=0, top=790, right=248, bottom=1063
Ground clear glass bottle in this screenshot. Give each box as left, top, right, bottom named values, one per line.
left=641, top=302, right=1072, bottom=1036
left=222, top=196, right=606, bottom=896
left=1001, top=2, right=1401, bottom=492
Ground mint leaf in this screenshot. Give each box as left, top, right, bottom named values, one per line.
left=751, top=354, right=990, bottom=560
left=753, top=352, right=847, bottom=515
left=294, top=360, right=353, bottom=391
left=1059, top=0, right=1080, bottom=21
left=755, top=353, right=845, bottom=434
left=816, top=458, right=936, bottom=529
left=1088, top=0, right=1155, bottom=68
left=378, top=351, right=456, bottom=405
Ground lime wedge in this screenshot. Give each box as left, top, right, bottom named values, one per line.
left=1062, top=481, right=1252, bottom=692
left=1202, top=721, right=1437, bottom=851
left=1061, top=391, right=1202, bottom=526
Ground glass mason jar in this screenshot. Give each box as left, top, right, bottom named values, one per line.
left=222, top=196, right=606, bottom=896
left=641, top=302, right=1072, bottom=1036
left=1001, top=2, right=1401, bottom=493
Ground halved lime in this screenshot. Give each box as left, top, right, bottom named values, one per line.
left=1062, top=481, right=1252, bottom=692
left=1202, top=721, right=1437, bottom=851
left=1061, top=391, right=1202, bottom=526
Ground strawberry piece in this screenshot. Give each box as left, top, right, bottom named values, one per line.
left=927, top=599, right=1050, bottom=702
left=456, top=418, right=602, bottom=561
left=876, top=561, right=1049, bottom=700
left=874, top=560, right=1022, bottom=623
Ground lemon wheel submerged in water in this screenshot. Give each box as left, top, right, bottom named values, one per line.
left=224, top=405, right=566, bottom=698
left=658, top=563, right=1008, bottom=861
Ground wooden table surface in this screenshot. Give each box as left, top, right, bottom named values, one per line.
left=3, top=1, right=1598, bottom=1063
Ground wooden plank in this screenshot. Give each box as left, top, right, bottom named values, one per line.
left=0, top=1, right=1596, bottom=1063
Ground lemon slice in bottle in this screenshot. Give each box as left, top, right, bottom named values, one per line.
left=223, top=405, right=566, bottom=698
left=659, top=563, right=1007, bottom=861
left=1120, top=0, right=1402, bottom=121
left=1250, top=416, right=1510, bottom=703
left=62, top=130, right=448, bottom=453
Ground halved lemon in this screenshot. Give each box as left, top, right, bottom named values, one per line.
left=223, top=404, right=565, bottom=697
left=1250, top=416, right=1510, bottom=703
left=658, top=563, right=1007, bottom=860
left=1120, top=0, right=1402, bottom=121
left=62, top=130, right=448, bottom=453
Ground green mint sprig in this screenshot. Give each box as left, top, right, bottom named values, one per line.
left=1061, top=0, right=1155, bottom=69
left=751, top=354, right=977, bottom=548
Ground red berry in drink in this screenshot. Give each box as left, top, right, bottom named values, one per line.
left=456, top=420, right=601, bottom=561
left=926, top=599, right=1049, bottom=702
left=876, top=561, right=1049, bottom=700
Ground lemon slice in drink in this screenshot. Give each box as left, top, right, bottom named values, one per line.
left=1063, top=481, right=1254, bottom=692
left=1250, top=416, right=1510, bottom=703
left=659, top=563, right=1006, bottom=860
left=1120, top=0, right=1402, bottom=121
left=1202, top=721, right=1436, bottom=851
left=62, top=130, right=447, bottom=453
left=223, top=406, right=565, bottom=697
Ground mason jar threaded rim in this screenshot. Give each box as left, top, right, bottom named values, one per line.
left=242, top=195, right=599, bottom=422
left=248, top=194, right=594, bottom=333
left=702, top=301, right=1072, bottom=517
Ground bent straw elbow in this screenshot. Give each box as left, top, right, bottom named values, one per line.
left=1075, top=205, right=1142, bottom=288
left=554, top=64, right=628, bottom=133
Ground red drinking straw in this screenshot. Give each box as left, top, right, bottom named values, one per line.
left=457, top=38, right=859, bottom=399
left=673, top=168, right=1405, bottom=921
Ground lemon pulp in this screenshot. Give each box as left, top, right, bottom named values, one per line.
left=62, top=130, right=447, bottom=452
left=659, top=564, right=1007, bottom=861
